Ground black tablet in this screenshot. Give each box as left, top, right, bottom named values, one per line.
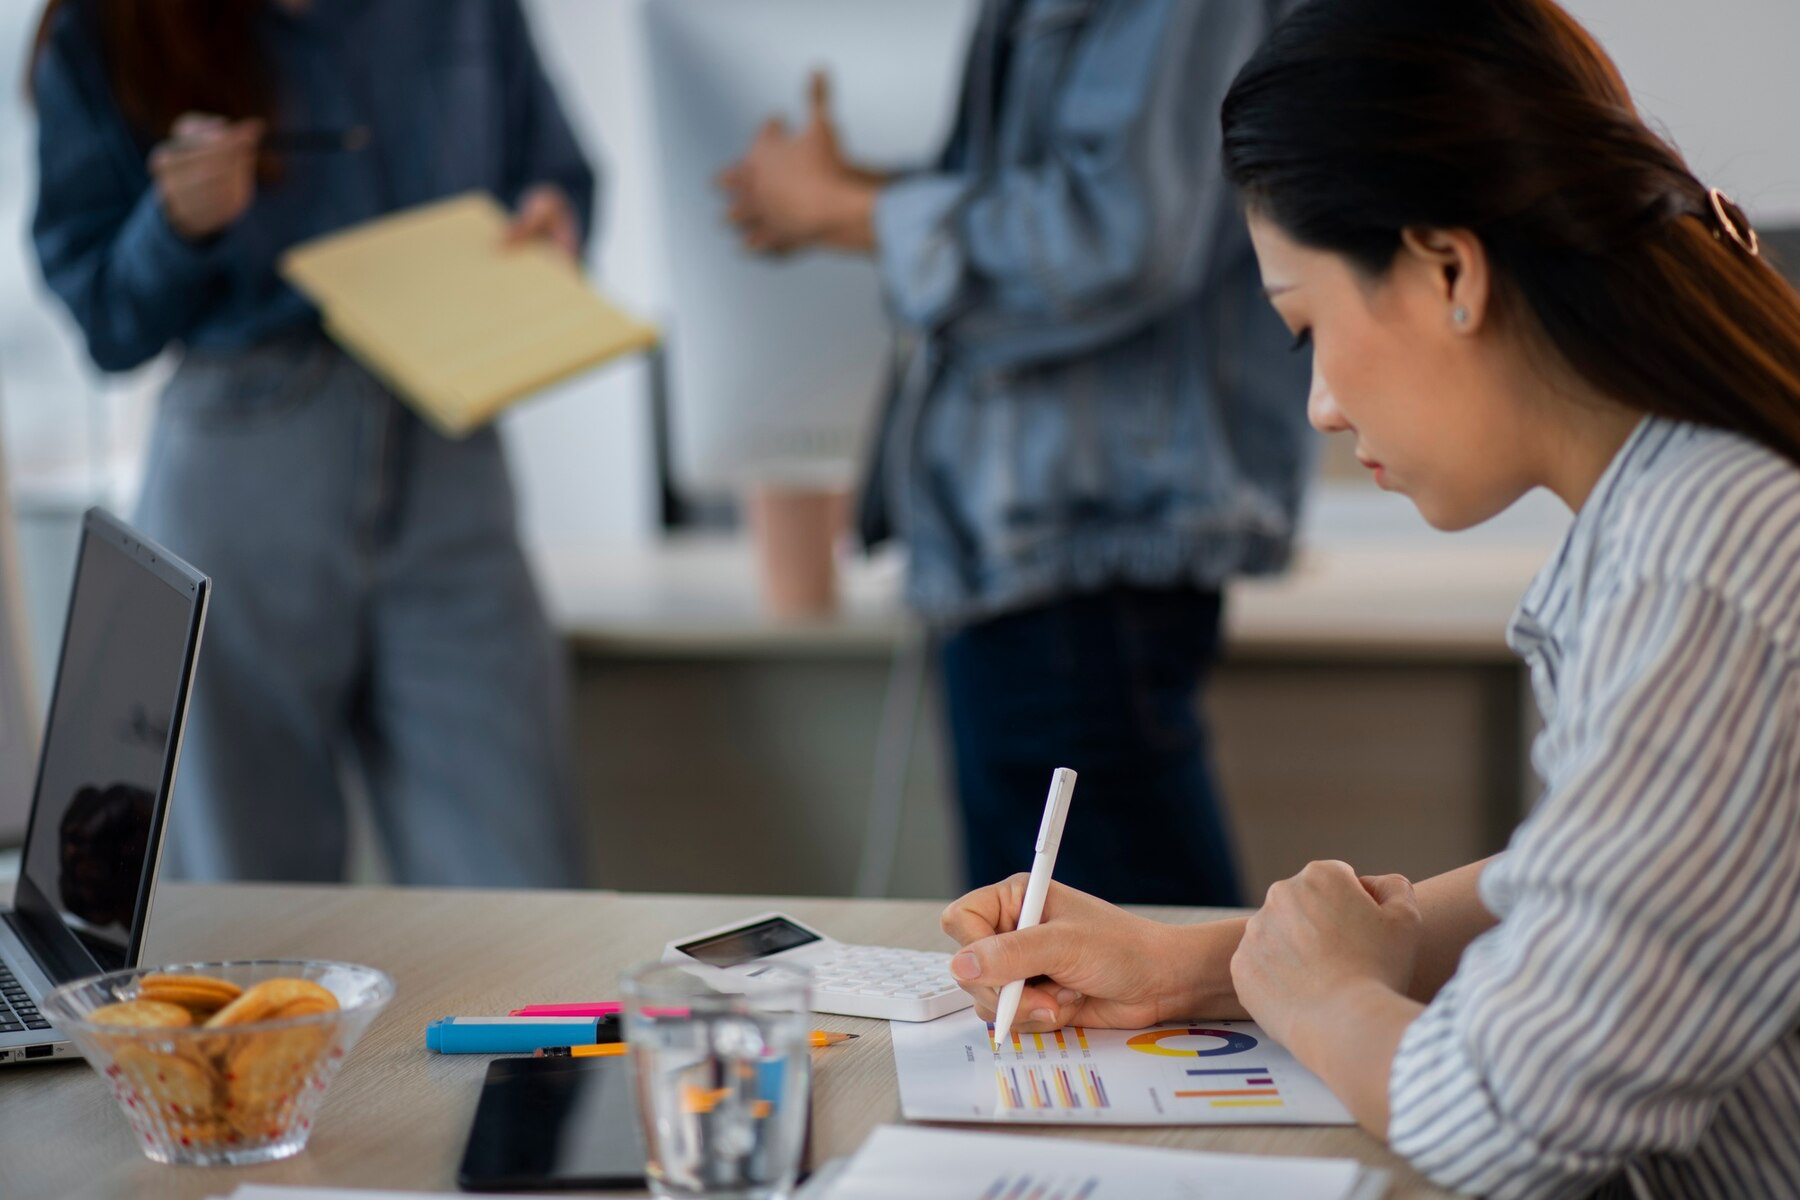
left=457, top=1055, right=648, bottom=1191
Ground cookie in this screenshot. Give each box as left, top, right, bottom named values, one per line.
left=137, top=973, right=242, bottom=1019
left=227, top=1024, right=330, bottom=1091
left=112, top=1045, right=221, bottom=1118
left=88, top=999, right=195, bottom=1029
left=223, top=1089, right=297, bottom=1141
left=222, top=1035, right=325, bottom=1133
left=203, top=978, right=338, bottom=1028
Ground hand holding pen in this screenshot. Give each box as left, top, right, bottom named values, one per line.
left=150, top=112, right=263, bottom=241
left=943, top=783, right=1211, bottom=1033
left=151, top=113, right=372, bottom=243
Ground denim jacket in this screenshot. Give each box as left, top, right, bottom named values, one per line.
left=860, top=0, right=1313, bottom=624
left=31, top=0, right=595, bottom=372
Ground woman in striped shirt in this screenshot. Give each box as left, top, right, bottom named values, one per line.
left=940, top=1, right=1800, bottom=1196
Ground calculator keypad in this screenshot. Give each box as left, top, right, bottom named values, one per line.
left=808, top=944, right=971, bottom=1021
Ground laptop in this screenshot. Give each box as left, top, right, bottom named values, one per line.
left=0, top=508, right=208, bottom=1065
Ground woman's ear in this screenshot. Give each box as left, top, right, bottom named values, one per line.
left=1400, top=227, right=1492, bottom=333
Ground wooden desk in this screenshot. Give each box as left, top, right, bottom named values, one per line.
left=1, top=885, right=1453, bottom=1199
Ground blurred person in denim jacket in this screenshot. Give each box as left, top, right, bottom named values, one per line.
left=28, top=0, right=592, bottom=886
left=721, top=0, right=1310, bottom=905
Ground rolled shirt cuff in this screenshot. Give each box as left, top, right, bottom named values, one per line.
left=115, top=188, right=231, bottom=296
left=873, top=175, right=971, bottom=331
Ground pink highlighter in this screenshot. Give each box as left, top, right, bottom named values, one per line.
left=510, top=1003, right=623, bottom=1017
left=509, top=1001, right=690, bottom=1018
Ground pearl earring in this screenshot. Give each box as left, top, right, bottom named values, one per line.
left=1452, top=305, right=1471, bottom=327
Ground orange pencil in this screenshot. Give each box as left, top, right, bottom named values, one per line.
left=534, top=1031, right=856, bottom=1059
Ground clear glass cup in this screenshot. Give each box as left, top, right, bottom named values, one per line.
left=621, top=961, right=812, bottom=1200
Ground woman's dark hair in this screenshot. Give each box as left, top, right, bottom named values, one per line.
left=1222, top=0, right=1800, bottom=465
left=29, top=0, right=274, bottom=143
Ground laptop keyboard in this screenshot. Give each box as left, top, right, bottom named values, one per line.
left=0, top=961, right=52, bottom=1033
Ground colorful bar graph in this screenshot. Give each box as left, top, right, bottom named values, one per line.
left=996, top=1062, right=1112, bottom=1111
left=1174, top=1088, right=1281, bottom=1098
left=1053, top=1029, right=1068, bottom=1051
left=981, top=1177, right=1103, bottom=1200
left=1178, top=1064, right=1283, bottom=1107
left=1075, top=1027, right=1090, bottom=1051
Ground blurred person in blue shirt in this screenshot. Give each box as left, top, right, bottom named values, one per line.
left=28, top=0, right=593, bottom=886
left=721, top=0, right=1310, bottom=905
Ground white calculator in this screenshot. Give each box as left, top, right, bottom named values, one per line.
left=663, top=912, right=974, bottom=1022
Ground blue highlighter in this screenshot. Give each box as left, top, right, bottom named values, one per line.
left=425, top=1014, right=621, bottom=1054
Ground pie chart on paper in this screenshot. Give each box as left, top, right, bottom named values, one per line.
left=1126, top=1027, right=1260, bottom=1057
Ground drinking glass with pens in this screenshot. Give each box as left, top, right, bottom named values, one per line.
left=622, top=961, right=813, bottom=1200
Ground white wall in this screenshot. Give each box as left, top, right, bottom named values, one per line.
left=1563, top=0, right=1800, bottom=222
left=502, top=0, right=665, bottom=544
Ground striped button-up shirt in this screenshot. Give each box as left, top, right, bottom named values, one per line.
left=1388, top=417, right=1800, bottom=1199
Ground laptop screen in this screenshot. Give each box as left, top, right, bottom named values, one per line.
left=14, top=512, right=205, bottom=976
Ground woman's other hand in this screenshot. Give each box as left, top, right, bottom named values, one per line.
left=504, top=184, right=581, bottom=261
left=941, top=875, right=1201, bottom=1033
left=1231, top=861, right=1422, bottom=1049
left=716, top=70, right=876, bottom=254
left=149, top=113, right=262, bottom=241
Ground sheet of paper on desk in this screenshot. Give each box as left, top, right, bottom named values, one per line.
left=211, top=1189, right=550, bottom=1200
left=817, top=1126, right=1377, bottom=1200
left=891, top=1012, right=1355, bottom=1126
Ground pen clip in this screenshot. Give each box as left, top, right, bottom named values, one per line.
left=1035, top=767, right=1077, bottom=853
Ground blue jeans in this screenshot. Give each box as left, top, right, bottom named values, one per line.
left=939, top=587, right=1241, bottom=906
left=135, top=329, right=581, bottom=885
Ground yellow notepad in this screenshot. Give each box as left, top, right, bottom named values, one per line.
left=280, top=192, right=658, bottom=437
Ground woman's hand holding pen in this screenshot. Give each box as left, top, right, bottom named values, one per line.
left=504, top=184, right=581, bottom=261
left=150, top=113, right=263, bottom=242
left=942, top=875, right=1248, bottom=1034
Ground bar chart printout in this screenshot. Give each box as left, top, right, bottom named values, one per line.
left=892, top=1012, right=1354, bottom=1125
left=822, top=1126, right=1375, bottom=1200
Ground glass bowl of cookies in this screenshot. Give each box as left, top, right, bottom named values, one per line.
left=40, top=959, right=393, bottom=1166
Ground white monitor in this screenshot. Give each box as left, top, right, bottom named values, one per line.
left=639, top=0, right=978, bottom=495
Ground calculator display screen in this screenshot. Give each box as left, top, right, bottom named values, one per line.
left=677, top=917, right=822, bottom=967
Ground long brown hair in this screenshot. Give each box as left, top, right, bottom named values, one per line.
left=1221, top=0, right=1800, bottom=466
left=30, top=0, right=275, bottom=142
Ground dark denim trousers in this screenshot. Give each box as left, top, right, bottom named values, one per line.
left=939, top=586, right=1241, bottom=907
left=135, top=330, right=581, bottom=885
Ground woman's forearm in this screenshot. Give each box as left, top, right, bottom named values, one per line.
left=1164, top=917, right=1251, bottom=1020
left=1159, top=857, right=1497, bottom=1020
left=1407, top=857, right=1498, bottom=1002
left=1289, top=978, right=1423, bottom=1137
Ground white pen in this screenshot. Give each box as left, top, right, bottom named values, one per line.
left=991, top=767, right=1078, bottom=1047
